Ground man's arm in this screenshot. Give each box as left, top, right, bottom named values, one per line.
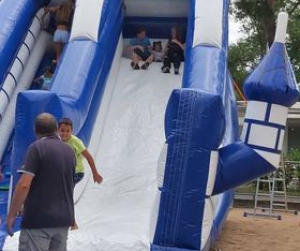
left=82, top=150, right=103, bottom=184
left=6, top=174, right=33, bottom=236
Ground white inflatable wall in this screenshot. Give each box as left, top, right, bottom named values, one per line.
left=124, top=0, right=189, bottom=17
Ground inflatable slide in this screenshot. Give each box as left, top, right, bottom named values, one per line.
left=1, top=0, right=299, bottom=251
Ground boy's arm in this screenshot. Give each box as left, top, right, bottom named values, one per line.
left=82, top=149, right=103, bottom=184
left=34, top=76, right=42, bottom=83
left=129, top=38, right=145, bottom=51
left=147, top=38, right=152, bottom=51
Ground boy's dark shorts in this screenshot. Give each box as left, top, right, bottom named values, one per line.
left=133, top=48, right=151, bottom=61
left=74, top=172, right=84, bottom=185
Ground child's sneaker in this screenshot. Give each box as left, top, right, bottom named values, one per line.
left=174, top=68, right=179, bottom=75
left=162, top=66, right=170, bottom=73
left=131, top=62, right=140, bottom=70
left=141, top=62, right=150, bottom=70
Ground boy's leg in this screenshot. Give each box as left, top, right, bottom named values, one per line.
left=132, top=48, right=149, bottom=69
left=71, top=173, right=85, bottom=231
left=141, top=54, right=154, bottom=70
left=132, top=53, right=139, bottom=64
left=73, top=173, right=84, bottom=185
left=131, top=53, right=140, bottom=70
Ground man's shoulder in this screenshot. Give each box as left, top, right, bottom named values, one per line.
left=36, top=136, right=70, bottom=151
left=30, top=139, right=44, bottom=149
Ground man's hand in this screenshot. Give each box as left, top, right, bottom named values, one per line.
left=93, top=172, right=103, bottom=184
left=6, top=214, right=16, bottom=237
left=6, top=173, right=33, bottom=237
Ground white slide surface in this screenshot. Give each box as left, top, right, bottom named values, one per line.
left=68, top=59, right=182, bottom=250
left=4, top=40, right=182, bottom=250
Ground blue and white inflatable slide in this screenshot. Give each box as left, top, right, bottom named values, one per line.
left=0, top=0, right=298, bottom=250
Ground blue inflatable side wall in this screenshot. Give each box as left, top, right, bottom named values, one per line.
left=208, top=73, right=239, bottom=248
left=152, top=1, right=235, bottom=250
left=0, top=0, right=50, bottom=87
left=11, top=0, right=124, bottom=185
left=153, top=89, right=226, bottom=251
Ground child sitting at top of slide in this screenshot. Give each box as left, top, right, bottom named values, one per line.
left=58, top=118, right=103, bottom=185
left=152, top=41, right=165, bottom=62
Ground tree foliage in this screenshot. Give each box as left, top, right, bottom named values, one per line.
left=229, top=0, right=300, bottom=92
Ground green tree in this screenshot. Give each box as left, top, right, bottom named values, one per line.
left=287, top=8, right=300, bottom=75
left=229, top=0, right=300, bottom=94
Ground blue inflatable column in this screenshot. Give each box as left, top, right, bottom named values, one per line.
left=11, top=91, right=62, bottom=186
left=151, top=89, right=225, bottom=251
left=213, top=12, right=300, bottom=194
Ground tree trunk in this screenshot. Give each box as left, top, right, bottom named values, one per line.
left=288, top=0, right=300, bottom=15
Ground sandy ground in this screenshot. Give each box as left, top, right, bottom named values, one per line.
left=213, top=208, right=300, bottom=251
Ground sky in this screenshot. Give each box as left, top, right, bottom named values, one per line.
left=229, top=15, right=243, bottom=44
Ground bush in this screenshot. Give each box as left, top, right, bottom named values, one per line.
left=284, top=148, right=300, bottom=190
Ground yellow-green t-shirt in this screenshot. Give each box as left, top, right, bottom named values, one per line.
left=67, top=135, right=86, bottom=173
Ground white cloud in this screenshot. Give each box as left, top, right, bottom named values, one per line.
left=229, top=15, right=243, bottom=44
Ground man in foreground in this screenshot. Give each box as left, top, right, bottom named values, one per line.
left=6, top=113, right=76, bottom=251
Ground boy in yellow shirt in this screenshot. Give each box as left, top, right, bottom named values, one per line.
left=58, top=118, right=103, bottom=230
left=58, top=118, right=103, bottom=184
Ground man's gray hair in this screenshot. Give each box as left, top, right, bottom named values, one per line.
left=34, top=113, right=58, bottom=136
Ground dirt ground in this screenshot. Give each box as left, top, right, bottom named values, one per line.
left=213, top=208, right=300, bottom=251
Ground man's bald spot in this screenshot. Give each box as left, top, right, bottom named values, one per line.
left=35, top=113, right=58, bottom=136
